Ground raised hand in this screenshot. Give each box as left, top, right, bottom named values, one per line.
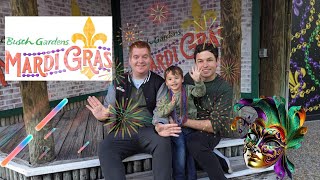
left=86, top=96, right=111, bottom=121
left=189, top=66, right=202, bottom=82
left=155, top=123, right=181, bottom=137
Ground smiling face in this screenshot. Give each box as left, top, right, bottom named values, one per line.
left=244, top=122, right=286, bottom=169
left=195, top=50, right=218, bottom=82
left=165, top=71, right=183, bottom=93
left=129, top=47, right=151, bottom=78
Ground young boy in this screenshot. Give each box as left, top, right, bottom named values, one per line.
left=156, top=65, right=206, bottom=180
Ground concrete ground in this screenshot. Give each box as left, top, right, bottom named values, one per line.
left=287, top=120, right=320, bottom=180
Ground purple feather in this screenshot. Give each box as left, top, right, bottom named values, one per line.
left=274, top=156, right=286, bottom=180
left=238, top=99, right=253, bottom=105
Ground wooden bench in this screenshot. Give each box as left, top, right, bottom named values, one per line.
left=120, top=138, right=274, bottom=180
left=123, top=156, right=275, bottom=180
left=0, top=138, right=275, bottom=180
left=120, top=138, right=245, bottom=173
left=122, top=138, right=244, bottom=162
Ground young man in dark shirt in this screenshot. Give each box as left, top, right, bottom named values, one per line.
left=183, top=43, right=233, bottom=180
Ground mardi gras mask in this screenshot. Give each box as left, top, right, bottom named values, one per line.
left=244, top=119, right=286, bottom=169
left=232, top=96, right=307, bottom=179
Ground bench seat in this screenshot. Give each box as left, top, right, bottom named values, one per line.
left=123, top=138, right=244, bottom=162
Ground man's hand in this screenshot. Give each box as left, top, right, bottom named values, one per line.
left=86, top=96, right=111, bottom=121
left=155, top=123, right=181, bottom=137
left=183, top=118, right=213, bottom=133
left=189, top=66, right=202, bottom=82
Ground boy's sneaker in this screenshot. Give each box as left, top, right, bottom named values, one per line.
left=213, top=149, right=233, bottom=174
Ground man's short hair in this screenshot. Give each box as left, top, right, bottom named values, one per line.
left=194, top=43, right=219, bottom=61
left=164, top=65, right=183, bottom=81
left=129, top=41, right=151, bottom=56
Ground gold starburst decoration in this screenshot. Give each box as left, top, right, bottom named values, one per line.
left=116, top=23, right=143, bottom=46
left=148, top=3, right=169, bottom=24
left=196, top=94, right=233, bottom=136
left=220, top=58, right=240, bottom=84
left=190, top=15, right=223, bottom=47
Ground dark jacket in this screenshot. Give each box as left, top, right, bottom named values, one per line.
left=114, top=71, right=164, bottom=115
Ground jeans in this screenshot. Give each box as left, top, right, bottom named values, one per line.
left=186, top=131, right=227, bottom=180
left=171, top=128, right=197, bottom=180
left=98, top=126, right=172, bottom=180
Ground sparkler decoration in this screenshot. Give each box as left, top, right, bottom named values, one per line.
left=99, top=58, right=124, bottom=85
left=44, top=128, right=57, bottom=140
left=35, top=98, right=68, bottom=131
left=112, top=60, right=125, bottom=84
left=116, top=23, right=143, bottom=46
left=148, top=3, right=169, bottom=24
left=0, top=134, right=33, bottom=167
left=115, top=29, right=123, bottom=46
left=196, top=94, right=233, bottom=136
left=220, top=58, right=240, bottom=84
left=191, top=15, right=223, bottom=47
left=105, top=98, right=151, bottom=138
left=38, top=147, right=50, bottom=160
left=77, top=141, right=90, bottom=153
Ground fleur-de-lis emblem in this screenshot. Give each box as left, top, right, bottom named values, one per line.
left=289, top=68, right=306, bottom=98
left=71, top=0, right=81, bottom=16
left=181, top=0, right=217, bottom=32
left=72, top=17, right=107, bottom=48
left=80, top=66, right=95, bottom=79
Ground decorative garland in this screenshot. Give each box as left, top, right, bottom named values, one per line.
left=169, top=85, right=188, bottom=126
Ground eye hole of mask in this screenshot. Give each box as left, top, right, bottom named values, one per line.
left=265, top=141, right=280, bottom=148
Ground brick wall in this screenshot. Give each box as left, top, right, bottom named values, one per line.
left=0, top=0, right=253, bottom=111
left=241, top=0, right=252, bottom=93
left=120, top=0, right=252, bottom=93
left=0, top=0, right=111, bottom=111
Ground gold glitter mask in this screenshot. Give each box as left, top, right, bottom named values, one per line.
left=244, top=120, right=286, bottom=169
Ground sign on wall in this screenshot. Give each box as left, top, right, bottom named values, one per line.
left=5, top=16, right=113, bottom=81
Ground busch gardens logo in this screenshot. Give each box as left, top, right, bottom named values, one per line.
left=5, top=37, right=70, bottom=46
left=5, top=16, right=113, bottom=81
